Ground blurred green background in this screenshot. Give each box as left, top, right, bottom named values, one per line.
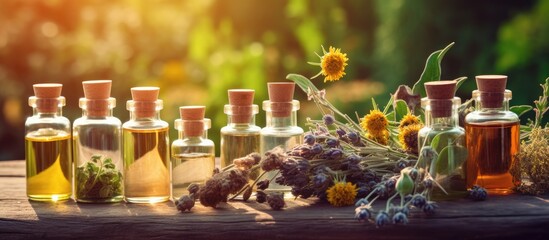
left=1, top=0, right=548, bottom=160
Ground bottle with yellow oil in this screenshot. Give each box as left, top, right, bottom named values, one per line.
left=25, top=83, right=72, bottom=202
left=123, top=87, right=170, bottom=203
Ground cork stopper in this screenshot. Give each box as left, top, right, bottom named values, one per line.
left=476, top=75, right=507, bottom=108
left=130, top=87, right=160, bottom=118
left=180, top=106, right=206, bottom=137
left=33, top=83, right=63, bottom=113
left=267, top=82, right=295, bottom=117
left=227, top=89, right=256, bottom=123
left=424, top=81, right=456, bottom=118
left=82, top=80, right=112, bottom=117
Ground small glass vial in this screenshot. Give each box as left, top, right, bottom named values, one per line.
left=465, top=75, right=519, bottom=194
left=25, top=83, right=71, bottom=202
left=123, top=87, right=170, bottom=203
left=73, top=80, right=123, bottom=203
left=418, top=81, right=467, bottom=200
left=220, top=89, right=260, bottom=169
left=260, top=82, right=303, bottom=194
left=171, top=106, right=215, bottom=199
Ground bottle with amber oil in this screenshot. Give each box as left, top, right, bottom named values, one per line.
left=260, top=82, right=303, bottom=194
left=123, top=87, right=170, bottom=203
left=220, top=89, right=260, bottom=169
left=171, top=106, right=215, bottom=199
left=465, top=75, right=519, bottom=194
left=418, top=81, right=467, bottom=200
left=25, top=83, right=71, bottom=202
left=73, top=80, right=123, bottom=203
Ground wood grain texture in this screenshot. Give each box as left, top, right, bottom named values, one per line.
left=1, top=160, right=549, bottom=240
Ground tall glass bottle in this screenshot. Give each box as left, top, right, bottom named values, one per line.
left=123, top=87, right=170, bottom=203
left=171, top=106, right=215, bottom=199
left=260, top=82, right=303, bottom=193
left=73, top=80, right=123, bottom=203
left=417, top=81, right=467, bottom=200
left=25, top=83, right=71, bottom=201
left=465, top=75, right=519, bottom=194
left=220, top=89, right=260, bottom=169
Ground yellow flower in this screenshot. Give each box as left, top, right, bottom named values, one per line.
left=367, top=129, right=389, bottom=146
left=399, top=113, right=421, bottom=130
left=311, top=46, right=349, bottom=82
left=361, top=109, right=388, bottom=134
left=398, top=124, right=422, bottom=154
left=326, top=181, right=358, bottom=207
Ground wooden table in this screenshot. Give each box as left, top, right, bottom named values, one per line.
left=1, top=160, right=549, bottom=240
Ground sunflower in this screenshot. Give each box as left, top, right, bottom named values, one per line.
left=398, top=124, right=422, bottom=154
left=326, top=181, right=358, bottom=207
left=311, top=46, right=349, bottom=82
left=399, top=113, right=421, bottom=130
left=361, top=109, right=388, bottom=134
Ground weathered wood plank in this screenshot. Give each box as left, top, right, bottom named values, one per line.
left=1, top=160, right=549, bottom=239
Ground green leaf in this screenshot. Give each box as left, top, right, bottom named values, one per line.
left=510, top=105, right=533, bottom=117
left=432, top=145, right=468, bottom=176
left=412, top=42, right=455, bottom=97
left=454, top=76, right=468, bottom=93
left=394, top=99, right=409, bottom=122
left=386, top=111, right=395, bottom=122
left=287, top=73, right=319, bottom=95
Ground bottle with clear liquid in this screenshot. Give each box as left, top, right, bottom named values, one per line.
left=123, top=87, right=170, bottom=203
left=220, top=89, right=260, bottom=170
left=417, top=81, right=467, bottom=200
left=260, top=82, right=303, bottom=194
left=25, top=83, right=71, bottom=202
left=171, top=106, right=215, bottom=199
left=73, top=80, right=123, bottom=203
left=465, top=75, right=519, bottom=195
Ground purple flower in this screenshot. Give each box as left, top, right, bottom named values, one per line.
left=304, top=134, right=316, bottom=145
left=323, top=114, right=335, bottom=126
left=375, top=211, right=390, bottom=227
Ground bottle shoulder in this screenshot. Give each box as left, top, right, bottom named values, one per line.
left=74, top=116, right=122, bottom=127
left=122, top=119, right=169, bottom=130
left=260, top=126, right=304, bottom=136
left=221, top=125, right=261, bottom=134
left=172, top=138, right=215, bottom=148
left=25, top=115, right=70, bottom=131
left=465, top=110, right=519, bottom=124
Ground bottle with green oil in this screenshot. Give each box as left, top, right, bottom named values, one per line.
left=220, top=89, right=260, bottom=170
left=171, top=106, right=215, bottom=199
left=25, top=83, right=71, bottom=202
left=123, top=87, right=170, bottom=203
left=260, top=82, right=303, bottom=194
left=418, top=81, right=467, bottom=200
left=73, top=80, right=123, bottom=203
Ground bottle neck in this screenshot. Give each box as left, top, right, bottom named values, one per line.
left=472, top=89, right=512, bottom=112
left=82, top=109, right=113, bottom=118
left=178, top=131, right=208, bottom=140
left=265, top=111, right=297, bottom=128
left=422, top=97, right=460, bottom=128
left=129, top=111, right=162, bottom=121
left=174, top=118, right=211, bottom=140
left=226, top=115, right=256, bottom=128
left=474, top=99, right=510, bottom=112
left=33, top=108, right=63, bottom=117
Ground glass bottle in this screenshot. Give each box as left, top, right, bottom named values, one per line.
left=25, top=83, right=71, bottom=202
left=73, top=80, right=123, bottom=203
left=465, top=75, right=519, bottom=195
left=220, top=89, right=260, bottom=170
left=171, top=106, right=215, bottom=199
left=417, top=81, right=467, bottom=200
left=260, top=82, right=303, bottom=194
left=123, top=87, right=170, bottom=203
